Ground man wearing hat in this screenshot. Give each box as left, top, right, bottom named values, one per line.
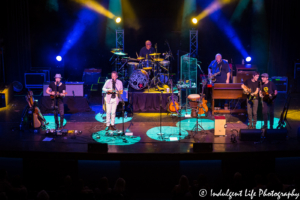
left=46, top=74, right=66, bottom=129
left=259, top=73, right=278, bottom=129
left=102, top=71, right=123, bottom=131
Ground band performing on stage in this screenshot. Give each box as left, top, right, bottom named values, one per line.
left=35, top=41, right=279, bottom=133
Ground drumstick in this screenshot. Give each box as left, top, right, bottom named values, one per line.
left=136, top=52, right=138, bottom=58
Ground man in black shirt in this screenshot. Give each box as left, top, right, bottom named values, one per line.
left=139, top=40, right=155, bottom=59
left=242, top=72, right=260, bottom=129
left=46, top=74, right=66, bottom=129
left=259, top=73, right=278, bottom=129
left=208, top=53, right=231, bottom=84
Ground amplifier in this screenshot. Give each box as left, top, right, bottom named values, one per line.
left=25, top=73, right=46, bottom=88
left=271, top=76, right=288, bottom=93
left=43, top=82, right=84, bottom=97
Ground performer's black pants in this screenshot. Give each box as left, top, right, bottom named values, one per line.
left=247, top=99, right=258, bottom=125
left=51, top=98, right=64, bottom=126
left=262, top=101, right=275, bottom=127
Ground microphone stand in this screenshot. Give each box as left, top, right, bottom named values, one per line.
left=157, top=91, right=164, bottom=140
left=114, top=79, right=125, bottom=136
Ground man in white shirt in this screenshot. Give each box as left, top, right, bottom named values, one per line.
left=102, top=71, right=123, bottom=131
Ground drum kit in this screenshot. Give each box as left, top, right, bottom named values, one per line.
left=110, top=48, right=171, bottom=90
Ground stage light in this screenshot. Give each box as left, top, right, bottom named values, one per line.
left=56, top=55, right=62, bottom=61
left=192, top=18, right=198, bottom=24
left=115, top=17, right=121, bottom=23
left=246, top=56, right=252, bottom=62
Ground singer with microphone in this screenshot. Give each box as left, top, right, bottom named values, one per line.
left=46, top=74, right=66, bottom=129
left=139, top=40, right=155, bottom=58
left=102, top=71, right=123, bottom=131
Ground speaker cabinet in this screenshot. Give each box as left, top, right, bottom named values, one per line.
left=88, top=143, right=108, bottom=153
left=193, top=143, right=213, bottom=152
left=265, top=129, right=287, bottom=140
left=43, top=82, right=84, bottom=97
left=239, top=129, right=262, bottom=141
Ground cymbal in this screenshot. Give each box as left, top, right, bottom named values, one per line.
left=149, top=53, right=161, bottom=56
left=137, top=57, right=145, bottom=60
left=111, top=48, right=123, bottom=51
left=153, top=58, right=164, bottom=62
left=114, top=52, right=128, bottom=56
left=143, top=67, right=152, bottom=71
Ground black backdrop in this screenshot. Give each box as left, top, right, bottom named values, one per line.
left=0, top=0, right=299, bottom=85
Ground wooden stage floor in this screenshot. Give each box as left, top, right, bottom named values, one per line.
left=1, top=93, right=300, bottom=160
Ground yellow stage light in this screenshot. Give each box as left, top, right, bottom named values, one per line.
left=192, top=18, right=198, bottom=24
left=74, top=0, right=115, bottom=19
left=115, top=17, right=121, bottom=23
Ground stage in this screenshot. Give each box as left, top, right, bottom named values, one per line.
left=1, top=92, right=300, bottom=161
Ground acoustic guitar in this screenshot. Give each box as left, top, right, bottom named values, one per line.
left=50, top=92, right=67, bottom=99
left=167, top=79, right=179, bottom=114
left=261, top=91, right=277, bottom=104
left=198, top=79, right=208, bottom=115
left=242, top=84, right=258, bottom=100
left=26, top=90, right=48, bottom=128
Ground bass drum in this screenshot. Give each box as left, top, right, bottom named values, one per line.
left=129, top=69, right=149, bottom=90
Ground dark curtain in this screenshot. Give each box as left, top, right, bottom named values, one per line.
left=267, top=0, right=300, bottom=81
left=2, top=0, right=32, bottom=85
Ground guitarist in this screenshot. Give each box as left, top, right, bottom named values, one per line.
left=46, top=74, right=66, bottom=129
left=241, top=72, right=260, bottom=129
left=102, top=71, right=123, bottom=131
left=259, top=73, right=278, bottom=129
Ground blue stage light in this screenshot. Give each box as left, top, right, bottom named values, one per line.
left=246, top=56, right=252, bottom=62
left=56, top=55, right=62, bottom=62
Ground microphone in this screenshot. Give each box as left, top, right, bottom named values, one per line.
left=72, top=90, right=75, bottom=97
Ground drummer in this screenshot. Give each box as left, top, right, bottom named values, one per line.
left=139, top=40, right=155, bottom=59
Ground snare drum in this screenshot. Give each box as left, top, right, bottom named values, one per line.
left=129, top=69, right=149, bottom=90
left=142, top=59, right=153, bottom=69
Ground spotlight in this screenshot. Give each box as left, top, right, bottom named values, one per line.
left=245, top=56, right=251, bottom=62
left=192, top=18, right=198, bottom=24
left=56, top=55, right=62, bottom=62
left=115, top=17, right=121, bottom=23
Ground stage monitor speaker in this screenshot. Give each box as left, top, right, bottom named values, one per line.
left=265, top=129, right=287, bottom=140
left=193, top=143, right=213, bottom=152
left=239, top=129, right=262, bottom=141
left=43, top=82, right=84, bottom=97
left=88, top=143, right=108, bottom=153
left=294, top=62, right=300, bottom=93
left=297, top=127, right=300, bottom=142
